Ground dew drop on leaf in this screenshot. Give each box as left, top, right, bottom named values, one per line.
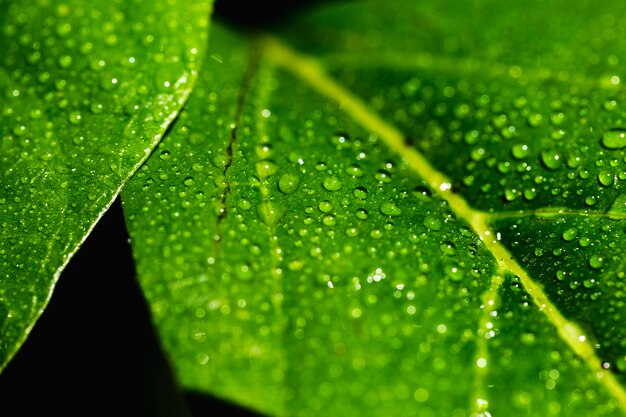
left=322, top=176, right=342, bottom=191
left=318, top=200, right=333, bottom=213
left=511, top=144, right=529, bottom=159
left=444, top=264, right=464, bottom=282
left=562, top=228, right=578, bottom=241
left=355, top=208, right=368, bottom=220
left=380, top=202, right=402, bottom=216
left=412, top=185, right=432, bottom=202
left=423, top=215, right=441, bottom=231
left=597, top=171, right=614, bottom=186
left=322, top=214, right=336, bottom=227
left=589, top=254, right=604, bottom=269
left=353, top=186, right=368, bottom=199
left=374, top=169, right=392, bottom=183
left=601, top=128, right=626, bottom=149
left=256, top=159, right=278, bottom=178
left=278, top=173, right=300, bottom=194
left=440, top=241, right=456, bottom=256
left=540, top=149, right=561, bottom=170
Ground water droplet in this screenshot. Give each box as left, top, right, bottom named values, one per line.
left=322, top=176, right=342, bottom=191
left=356, top=208, right=368, bottom=220
left=370, top=229, right=383, bottom=239
left=345, top=227, right=359, bottom=237
left=322, top=215, right=337, bottom=227
left=346, top=164, right=364, bottom=177
left=556, top=270, right=567, bottom=281
left=412, top=186, right=432, bottom=202
left=534, top=248, right=543, bottom=257
left=212, top=155, right=229, bottom=169
left=183, top=177, right=194, bottom=187
left=238, top=198, right=251, bottom=210
left=423, top=215, right=441, bottom=231
left=353, top=186, right=368, bottom=199
left=511, top=144, right=529, bottom=159
left=562, top=228, right=578, bottom=241
left=380, top=202, right=402, bottom=216
left=527, top=113, right=543, bottom=127
left=255, top=144, right=273, bottom=158
left=278, top=173, right=300, bottom=194
left=68, top=111, right=82, bottom=125
left=318, top=200, right=333, bottom=213
left=601, top=128, right=626, bottom=150
left=445, top=264, right=464, bottom=282
left=375, top=169, right=392, bottom=183
left=440, top=241, right=456, bottom=256
left=256, top=159, right=278, bottom=178
left=598, top=171, right=614, bottom=186
left=589, top=254, right=604, bottom=269
left=259, top=203, right=284, bottom=226
left=541, top=150, right=562, bottom=170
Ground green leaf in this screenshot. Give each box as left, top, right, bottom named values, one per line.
left=0, top=0, right=212, bottom=369
left=123, top=1, right=626, bottom=416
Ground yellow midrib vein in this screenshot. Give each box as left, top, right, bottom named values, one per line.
left=259, top=35, right=626, bottom=412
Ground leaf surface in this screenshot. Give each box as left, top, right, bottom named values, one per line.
left=123, top=1, right=626, bottom=416
left=0, top=0, right=212, bottom=368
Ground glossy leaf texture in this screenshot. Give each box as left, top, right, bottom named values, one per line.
left=0, top=0, right=212, bottom=368
left=123, top=1, right=626, bottom=416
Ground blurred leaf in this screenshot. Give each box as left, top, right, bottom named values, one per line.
left=0, top=0, right=212, bottom=369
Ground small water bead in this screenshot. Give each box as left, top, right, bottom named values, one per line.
left=556, top=270, right=567, bottom=281
left=423, top=215, right=442, bottom=231
left=550, top=112, right=565, bottom=126
left=412, top=186, right=432, bottom=202
left=255, top=144, right=273, bottom=158
left=440, top=241, right=456, bottom=256
left=374, top=169, right=392, bottom=183
left=445, top=264, right=464, bottom=282
left=315, top=161, right=328, bottom=171
left=68, top=111, right=82, bottom=124
left=583, top=279, right=596, bottom=288
left=256, top=159, right=278, bottom=178
left=579, top=236, right=591, bottom=247
left=562, top=228, right=578, bottom=241
left=355, top=208, right=369, bottom=220
left=345, top=227, right=359, bottom=237
left=511, top=144, right=529, bottom=159
left=601, top=128, right=626, bottom=150
left=604, top=99, right=618, bottom=111
left=370, top=229, right=383, bottom=239
left=353, top=186, right=368, bottom=199
left=318, top=200, right=333, bottom=213
left=380, top=202, right=402, bottom=216
left=346, top=163, right=364, bottom=177
left=523, top=188, right=537, bottom=200
left=528, top=113, right=543, bottom=127
left=541, top=149, right=562, bottom=170
left=534, top=248, right=543, bottom=257
left=322, top=176, right=342, bottom=191
left=598, top=171, right=614, bottom=186
left=322, top=215, right=337, bottom=227
left=237, top=198, right=252, bottom=210
left=212, top=155, right=229, bottom=169
left=589, top=254, right=604, bottom=269
left=278, top=173, right=300, bottom=194
left=585, top=195, right=598, bottom=206
left=183, top=177, right=194, bottom=187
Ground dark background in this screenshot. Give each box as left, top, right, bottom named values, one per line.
left=0, top=1, right=328, bottom=415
